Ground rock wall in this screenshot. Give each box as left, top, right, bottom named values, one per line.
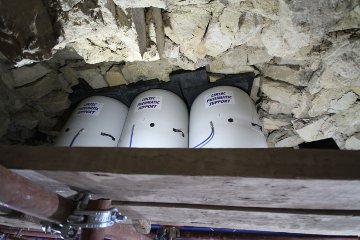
left=0, top=0, right=359, bottom=149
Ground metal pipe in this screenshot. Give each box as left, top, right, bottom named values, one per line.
left=0, top=164, right=75, bottom=224
left=81, top=199, right=111, bottom=240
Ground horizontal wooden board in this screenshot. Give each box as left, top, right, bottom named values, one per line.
left=2, top=146, right=360, bottom=235
left=17, top=171, right=360, bottom=211
left=116, top=204, right=360, bottom=236
left=1, top=146, right=360, bottom=179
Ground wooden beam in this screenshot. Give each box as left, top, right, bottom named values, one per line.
left=115, top=204, right=360, bottom=236
left=0, top=146, right=359, bottom=179
left=131, top=8, right=147, bottom=57
left=1, top=146, right=360, bottom=235
left=151, top=7, right=165, bottom=57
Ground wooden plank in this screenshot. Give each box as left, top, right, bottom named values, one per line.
left=2, top=146, right=360, bottom=235
left=115, top=204, right=360, bottom=236
left=18, top=171, right=360, bottom=210
left=151, top=7, right=165, bottom=57
left=1, top=146, right=359, bottom=179
left=131, top=8, right=147, bottom=57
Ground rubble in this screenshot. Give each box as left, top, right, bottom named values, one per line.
left=0, top=0, right=359, bottom=149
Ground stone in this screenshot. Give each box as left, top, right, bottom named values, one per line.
left=295, top=103, right=360, bottom=143
left=219, top=10, right=265, bottom=47
left=11, top=63, right=52, bottom=87
left=328, top=91, right=358, bottom=113
left=77, top=68, right=108, bottom=89
left=267, top=128, right=304, bottom=148
left=112, top=0, right=211, bottom=9
left=0, top=63, right=14, bottom=89
left=309, top=89, right=349, bottom=117
left=329, top=5, right=360, bottom=32
left=54, top=0, right=159, bottom=64
left=250, top=76, right=261, bottom=102
left=204, top=22, right=233, bottom=57
left=121, top=59, right=175, bottom=82
left=34, top=91, right=71, bottom=113
left=261, top=79, right=311, bottom=117
left=325, top=40, right=360, bottom=80
left=16, top=73, right=67, bottom=99
left=308, top=66, right=360, bottom=95
left=260, top=99, right=293, bottom=115
left=60, top=66, right=79, bottom=87
left=0, top=0, right=58, bottom=65
left=12, top=111, right=39, bottom=129
left=283, top=0, right=358, bottom=35
left=262, top=65, right=311, bottom=87
left=105, top=66, right=128, bottom=86
left=0, top=103, right=10, bottom=138
left=208, top=45, right=271, bottom=74
left=295, top=116, right=332, bottom=142
left=0, top=79, right=24, bottom=113
left=34, top=112, right=58, bottom=133
left=164, top=6, right=211, bottom=62
left=208, top=73, right=225, bottom=82
left=249, top=0, right=279, bottom=20
left=262, top=116, right=291, bottom=131
left=345, top=133, right=360, bottom=150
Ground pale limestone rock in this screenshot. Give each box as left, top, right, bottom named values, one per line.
left=261, top=79, right=311, bottom=117
left=284, top=0, right=358, bottom=35
left=208, top=45, right=271, bottom=74
left=208, top=73, right=225, bottom=82
left=267, top=129, right=303, bottom=148
left=345, top=133, right=360, bottom=150
left=209, top=10, right=265, bottom=55
left=250, top=0, right=279, bottom=20
left=112, top=0, right=211, bottom=9
left=59, top=0, right=82, bottom=11
left=250, top=76, right=260, bottom=102
left=12, top=111, right=39, bottom=129
left=164, top=6, right=211, bottom=62
left=295, top=116, right=333, bottom=142
left=121, top=59, right=175, bottom=82
left=330, top=103, right=360, bottom=137
left=60, top=66, right=79, bottom=87
left=295, top=103, right=360, bottom=143
left=77, top=68, right=108, bottom=89
left=34, top=112, right=58, bottom=133
left=262, top=116, right=291, bottom=131
left=308, top=67, right=360, bottom=95
left=105, top=66, right=128, bottom=86
left=260, top=99, right=293, bottom=115
left=329, top=5, right=360, bottom=32
left=11, top=63, right=51, bottom=87
left=163, top=38, right=180, bottom=59
left=34, top=91, right=71, bottom=113
left=16, top=73, right=68, bottom=99
left=54, top=0, right=159, bottom=64
left=292, top=91, right=311, bottom=118
left=261, top=0, right=314, bottom=59
left=309, top=89, right=349, bottom=117
left=325, top=40, right=360, bottom=80
left=328, top=91, right=358, bottom=113
left=204, top=22, right=233, bottom=57
left=113, top=0, right=167, bottom=8
left=262, top=65, right=310, bottom=86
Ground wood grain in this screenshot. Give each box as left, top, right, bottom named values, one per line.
left=2, top=146, right=360, bottom=235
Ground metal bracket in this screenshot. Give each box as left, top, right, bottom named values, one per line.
left=42, top=193, right=127, bottom=239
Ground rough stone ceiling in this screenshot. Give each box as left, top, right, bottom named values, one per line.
left=0, top=0, right=359, bottom=149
